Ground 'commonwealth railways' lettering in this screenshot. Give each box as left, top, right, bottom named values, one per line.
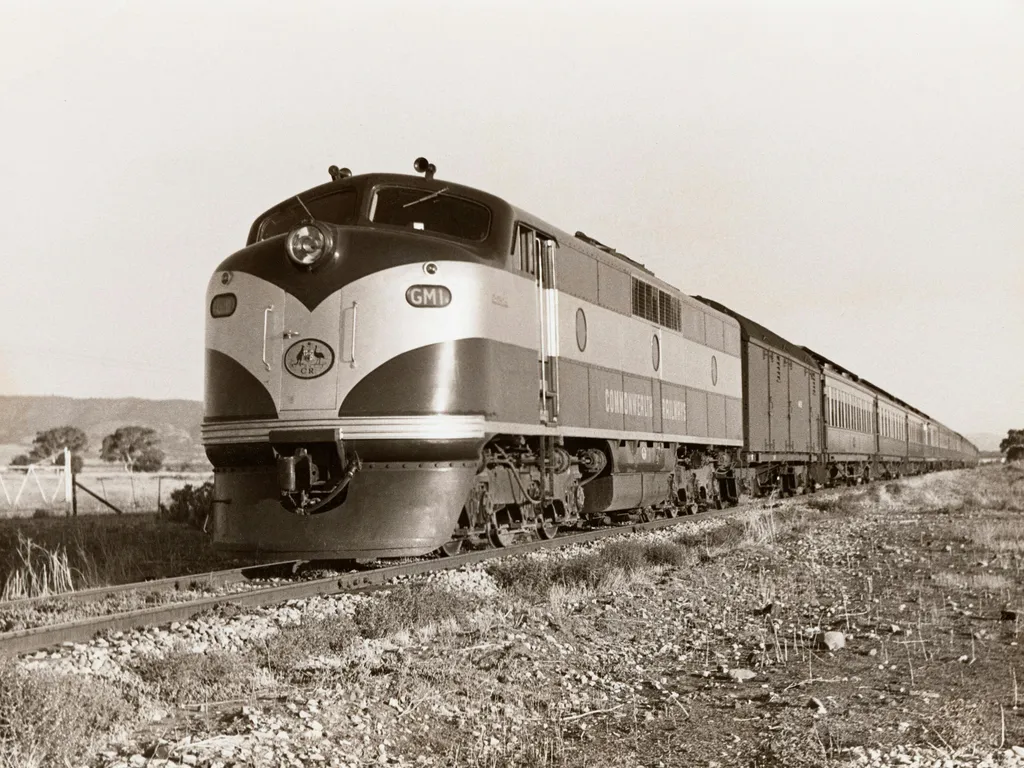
left=604, top=389, right=688, bottom=422
left=604, top=389, right=653, bottom=418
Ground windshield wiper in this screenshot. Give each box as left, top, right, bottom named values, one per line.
left=403, top=187, right=449, bottom=208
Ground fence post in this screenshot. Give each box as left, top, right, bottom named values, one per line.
left=157, top=476, right=162, bottom=513
left=64, top=448, right=73, bottom=517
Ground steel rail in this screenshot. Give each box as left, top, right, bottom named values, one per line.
left=0, top=560, right=303, bottom=612
left=0, top=508, right=738, bottom=658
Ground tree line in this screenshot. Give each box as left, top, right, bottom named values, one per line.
left=1002, top=429, right=1024, bottom=461
left=10, top=425, right=165, bottom=474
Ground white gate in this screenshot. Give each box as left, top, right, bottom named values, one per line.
left=0, top=449, right=72, bottom=516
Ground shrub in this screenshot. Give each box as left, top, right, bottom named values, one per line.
left=674, top=519, right=745, bottom=549
left=257, top=616, right=359, bottom=682
left=160, top=481, right=213, bottom=530
left=0, top=661, right=134, bottom=766
left=353, top=583, right=484, bottom=639
left=488, top=540, right=694, bottom=601
left=131, top=648, right=259, bottom=705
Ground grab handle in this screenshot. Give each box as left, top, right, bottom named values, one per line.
left=262, top=305, right=274, bottom=370
left=349, top=301, right=358, bottom=368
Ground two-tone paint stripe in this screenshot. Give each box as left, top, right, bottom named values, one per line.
left=207, top=260, right=743, bottom=418
left=202, top=414, right=744, bottom=447
left=554, top=291, right=742, bottom=400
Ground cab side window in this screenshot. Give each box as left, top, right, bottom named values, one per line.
left=512, top=224, right=557, bottom=286
left=516, top=226, right=537, bottom=275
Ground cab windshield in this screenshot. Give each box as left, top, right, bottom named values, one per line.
left=370, top=186, right=490, bottom=241
left=257, top=189, right=359, bottom=240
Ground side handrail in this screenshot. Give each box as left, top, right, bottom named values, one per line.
left=262, top=305, right=274, bottom=370
left=349, top=301, right=358, bottom=368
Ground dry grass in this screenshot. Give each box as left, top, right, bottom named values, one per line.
left=131, top=647, right=266, bottom=707
left=970, top=520, right=1024, bottom=553
left=0, top=661, right=134, bottom=767
left=932, top=571, right=1014, bottom=593
left=0, top=534, right=75, bottom=600
left=352, top=582, right=486, bottom=639
left=8, top=466, right=1024, bottom=767
left=0, top=514, right=228, bottom=593
left=487, top=539, right=695, bottom=602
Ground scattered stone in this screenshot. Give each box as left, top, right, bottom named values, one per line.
left=726, top=668, right=756, bottom=682
left=145, top=742, right=172, bottom=759
left=815, top=631, right=846, bottom=651
left=1001, top=609, right=1020, bottom=622
left=807, top=697, right=827, bottom=714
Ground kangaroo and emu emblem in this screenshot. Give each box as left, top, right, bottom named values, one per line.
left=284, top=339, right=335, bottom=379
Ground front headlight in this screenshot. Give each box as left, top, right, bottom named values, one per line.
left=285, top=224, right=333, bottom=268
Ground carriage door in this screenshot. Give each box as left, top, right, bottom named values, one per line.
left=768, top=352, right=791, bottom=451
left=789, top=362, right=811, bottom=452
left=808, top=373, right=822, bottom=452
left=519, top=226, right=559, bottom=424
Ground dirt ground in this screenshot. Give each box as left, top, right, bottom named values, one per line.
left=350, top=464, right=1024, bottom=767
left=4, top=464, right=1024, bottom=768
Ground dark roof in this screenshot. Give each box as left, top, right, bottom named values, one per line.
left=693, top=297, right=818, bottom=368
left=858, top=376, right=917, bottom=413
left=573, top=231, right=653, bottom=275
left=804, top=346, right=936, bottom=423
left=801, top=346, right=860, bottom=381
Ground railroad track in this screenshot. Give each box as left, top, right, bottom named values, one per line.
left=0, top=559, right=303, bottom=613
left=0, top=506, right=746, bottom=658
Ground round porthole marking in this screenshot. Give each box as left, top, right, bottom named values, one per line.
left=652, top=334, right=661, bottom=371
left=711, top=355, right=718, bottom=386
left=285, top=339, right=335, bottom=379
left=576, top=308, right=587, bottom=352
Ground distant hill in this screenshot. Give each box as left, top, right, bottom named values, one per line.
left=966, top=433, right=1005, bottom=453
left=0, top=395, right=207, bottom=467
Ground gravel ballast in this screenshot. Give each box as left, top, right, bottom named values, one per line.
left=3, top=466, right=1023, bottom=768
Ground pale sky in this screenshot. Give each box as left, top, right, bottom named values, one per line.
left=1, top=0, right=1021, bottom=436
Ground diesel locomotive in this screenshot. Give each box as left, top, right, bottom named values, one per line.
left=203, top=158, right=978, bottom=559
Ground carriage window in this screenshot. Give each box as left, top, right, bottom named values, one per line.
left=258, top=189, right=359, bottom=240
left=370, top=186, right=491, bottom=241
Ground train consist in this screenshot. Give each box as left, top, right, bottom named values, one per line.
left=203, top=159, right=978, bottom=559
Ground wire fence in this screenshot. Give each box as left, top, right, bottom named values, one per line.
left=0, top=452, right=212, bottom=517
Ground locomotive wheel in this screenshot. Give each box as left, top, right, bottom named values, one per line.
left=537, top=521, right=560, bottom=540
left=536, top=503, right=560, bottom=540
left=487, top=526, right=515, bottom=548
left=436, top=539, right=464, bottom=557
